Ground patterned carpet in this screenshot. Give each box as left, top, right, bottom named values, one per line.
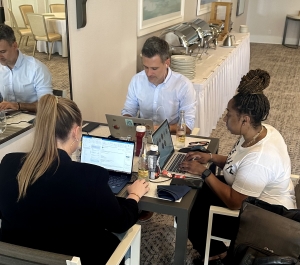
left=18, top=37, right=300, bottom=264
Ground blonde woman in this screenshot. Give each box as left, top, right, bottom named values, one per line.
left=0, top=94, right=149, bottom=265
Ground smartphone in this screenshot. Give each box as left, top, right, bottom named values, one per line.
left=190, top=145, right=210, bottom=153
left=170, top=177, right=204, bottom=189
left=82, top=122, right=100, bottom=133
left=189, top=141, right=209, bottom=146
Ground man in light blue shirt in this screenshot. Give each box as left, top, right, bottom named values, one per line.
left=0, top=25, right=52, bottom=112
left=121, top=36, right=196, bottom=134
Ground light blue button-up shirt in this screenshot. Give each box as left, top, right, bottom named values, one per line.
left=121, top=68, right=197, bottom=130
left=0, top=51, right=52, bottom=103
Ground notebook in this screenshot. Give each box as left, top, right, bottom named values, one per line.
left=151, top=119, right=203, bottom=179
left=105, top=114, right=154, bottom=143
left=80, top=135, right=135, bottom=194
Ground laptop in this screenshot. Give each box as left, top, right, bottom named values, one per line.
left=80, top=134, right=135, bottom=194
left=151, top=119, right=203, bottom=179
left=105, top=114, right=154, bottom=143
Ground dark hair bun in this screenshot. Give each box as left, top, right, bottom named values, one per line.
left=237, top=69, right=270, bottom=94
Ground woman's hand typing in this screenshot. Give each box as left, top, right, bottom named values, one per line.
left=126, top=179, right=150, bottom=202
left=180, top=159, right=207, bottom=176
left=184, top=151, right=212, bottom=164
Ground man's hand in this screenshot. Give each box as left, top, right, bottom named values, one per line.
left=0, top=101, right=18, bottom=111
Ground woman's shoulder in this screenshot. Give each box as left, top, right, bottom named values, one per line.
left=71, top=161, right=109, bottom=178
left=1, top=152, right=26, bottom=165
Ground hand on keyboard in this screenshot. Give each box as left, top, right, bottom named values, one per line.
left=179, top=159, right=207, bottom=176
left=184, top=151, right=211, bottom=164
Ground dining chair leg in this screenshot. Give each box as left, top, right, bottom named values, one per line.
left=25, top=36, right=29, bottom=46
left=48, top=42, right=54, bottom=61
left=46, top=42, right=50, bottom=59
left=33, top=40, right=37, bottom=57
left=18, top=36, right=23, bottom=47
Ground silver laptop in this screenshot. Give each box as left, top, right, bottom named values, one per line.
left=105, top=114, right=154, bottom=143
left=151, top=119, right=203, bottom=179
left=80, top=135, right=135, bottom=194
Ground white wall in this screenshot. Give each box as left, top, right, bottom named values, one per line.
left=67, top=0, right=138, bottom=123
left=246, top=0, right=300, bottom=44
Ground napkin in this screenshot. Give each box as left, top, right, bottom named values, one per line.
left=157, top=185, right=191, bottom=201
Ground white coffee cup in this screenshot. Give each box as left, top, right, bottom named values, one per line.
left=239, top=25, right=248, bottom=33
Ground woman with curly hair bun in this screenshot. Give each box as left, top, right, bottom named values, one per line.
left=180, top=69, right=296, bottom=265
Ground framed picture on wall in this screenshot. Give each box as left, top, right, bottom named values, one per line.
left=197, top=0, right=220, bottom=16
left=138, top=0, right=185, bottom=37
left=236, top=0, right=245, bottom=16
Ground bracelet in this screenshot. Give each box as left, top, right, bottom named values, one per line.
left=129, top=193, right=140, bottom=200
left=209, top=153, right=213, bottom=162
left=17, top=102, right=20, bottom=110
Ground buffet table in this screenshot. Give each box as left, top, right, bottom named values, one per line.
left=192, top=32, right=250, bottom=136
left=37, top=13, right=68, bottom=58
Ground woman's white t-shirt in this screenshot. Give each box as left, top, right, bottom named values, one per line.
left=223, top=124, right=296, bottom=209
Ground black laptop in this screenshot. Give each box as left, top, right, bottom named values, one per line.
left=80, top=135, right=135, bottom=194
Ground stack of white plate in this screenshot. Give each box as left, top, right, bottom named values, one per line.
left=170, top=55, right=196, bottom=80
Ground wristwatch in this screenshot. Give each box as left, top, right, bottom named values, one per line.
left=201, top=169, right=212, bottom=180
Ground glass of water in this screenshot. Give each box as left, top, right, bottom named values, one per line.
left=0, top=111, right=7, bottom=134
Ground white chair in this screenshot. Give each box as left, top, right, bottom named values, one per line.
left=107, top=224, right=141, bottom=265
left=27, top=13, right=62, bottom=60
left=0, top=223, right=141, bottom=265
left=203, top=174, right=300, bottom=265
left=0, top=240, right=81, bottom=265
left=204, top=206, right=239, bottom=265
left=7, top=8, right=32, bottom=47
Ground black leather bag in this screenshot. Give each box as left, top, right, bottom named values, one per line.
left=231, top=199, right=300, bottom=265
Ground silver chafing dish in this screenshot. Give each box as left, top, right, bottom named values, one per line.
left=159, top=18, right=223, bottom=57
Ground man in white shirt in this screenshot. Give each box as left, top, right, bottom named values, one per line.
left=0, top=24, right=52, bottom=112
left=122, top=36, right=196, bottom=134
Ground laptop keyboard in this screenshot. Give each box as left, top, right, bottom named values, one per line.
left=108, top=175, right=128, bottom=189
left=167, top=153, right=186, bottom=173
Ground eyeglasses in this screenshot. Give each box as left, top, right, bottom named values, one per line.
left=188, top=141, right=209, bottom=146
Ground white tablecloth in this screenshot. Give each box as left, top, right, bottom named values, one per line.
left=192, top=32, right=250, bottom=136
left=36, top=13, right=68, bottom=57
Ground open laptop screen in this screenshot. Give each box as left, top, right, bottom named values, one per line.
left=151, top=119, right=175, bottom=169
left=80, top=135, right=134, bottom=174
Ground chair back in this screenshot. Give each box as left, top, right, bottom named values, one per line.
left=27, top=13, right=48, bottom=41
left=19, top=5, right=34, bottom=28
left=49, top=4, right=65, bottom=13
left=53, top=89, right=67, bottom=98
left=0, top=241, right=81, bottom=265
left=7, top=8, right=21, bottom=34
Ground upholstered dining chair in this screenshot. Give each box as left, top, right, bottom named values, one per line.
left=49, top=4, right=65, bottom=13
left=7, top=8, right=32, bottom=47
left=27, top=13, right=62, bottom=60
left=19, top=5, right=34, bottom=29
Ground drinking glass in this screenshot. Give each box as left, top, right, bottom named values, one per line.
left=0, top=111, right=7, bottom=134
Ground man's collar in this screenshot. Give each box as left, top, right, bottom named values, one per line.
left=163, top=67, right=172, bottom=84
left=13, top=50, right=23, bottom=69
